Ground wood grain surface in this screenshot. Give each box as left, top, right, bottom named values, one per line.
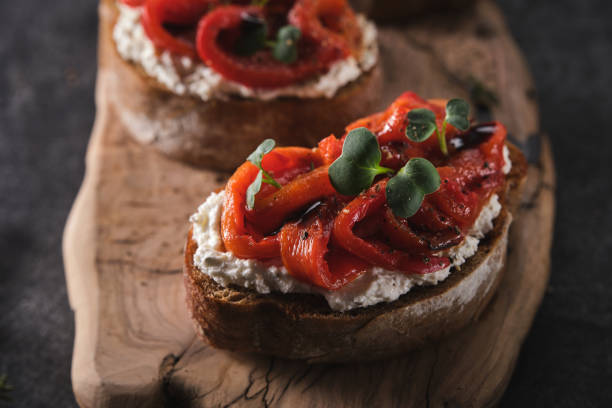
left=63, top=1, right=555, bottom=406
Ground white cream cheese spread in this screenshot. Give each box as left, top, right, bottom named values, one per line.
left=189, top=151, right=510, bottom=311
left=503, top=145, right=512, bottom=174
left=113, top=3, right=378, bottom=101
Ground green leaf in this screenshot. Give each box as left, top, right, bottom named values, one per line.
left=329, top=159, right=377, bottom=197
left=385, top=158, right=440, bottom=218
left=247, top=138, right=275, bottom=167
left=272, top=25, right=301, bottom=64
left=340, top=127, right=382, bottom=167
left=401, top=158, right=440, bottom=194
left=245, top=170, right=263, bottom=210
left=234, top=14, right=268, bottom=56
left=0, top=374, right=13, bottom=402
left=245, top=139, right=280, bottom=209
left=406, top=108, right=437, bottom=142
left=445, top=98, right=470, bottom=131
left=385, top=177, right=424, bottom=219
left=329, top=127, right=392, bottom=196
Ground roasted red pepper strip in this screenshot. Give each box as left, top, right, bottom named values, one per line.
left=160, top=0, right=216, bottom=25
left=221, top=162, right=280, bottom=260
left=381, top=207, right=431, bottom=253
left=429, top=123, right=507, bottom=230
left=317, top=134, right=344, bottom=165
left=196, top=5, right=338, bottom=88
left=346, top=92, right=442, bottom=140
left=259, top=146, right=321, bottom=185
left=345, top=91, right=457, bottom=163
left=250, top=165, right=336, bottom=234
left=289, top=0, right=359, bottom=56
left=142, top=0, right=215, bottom=57
left=222, top=146, right=322, bottom=259
left=279, top=202, right=367, bottom=290
left=332, top=181, right=451, bottom=273
left=332, top=181, right=395, bottom=269
left=382, top=206, right=463, bottom=252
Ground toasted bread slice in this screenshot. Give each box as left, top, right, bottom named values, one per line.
left=102, top=0, right=382, bottom=171
left=183, top=144, right=526, bottom=362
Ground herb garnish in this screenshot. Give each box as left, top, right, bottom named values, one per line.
left=0, top=374, right=13, bottom=402
left=406, top=98, right=470, bottom=155
left=328, top=128, right=393, bottom=196
left=271, top=25, right=301, bottom=64
left=386, top=158, right=440, bottom=218
left=329, top=128, right=440, bottom=217
left=235, top=13, right=301, bottom=64
left=246, top=139, right=281, bottom=210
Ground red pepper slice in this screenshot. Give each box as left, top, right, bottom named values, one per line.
left=381, top=207, right=430, bottom=253
left=289, top=0, right=359, bottom=55
left=221, top=161, right=280, bottom=260
left=332, top=181, right=450, bottom=273
left=345, top=92, right=460, bottom=166
left=429, top=122, right=507, bottom=230
left=196, top=5, right=340, bottom=88
left=346, top=92, right=443, bottom=142
left=381, top=206, right=464, bottom=252
left=250, top=165, right=336, bottom=234
left=316, top=134, right=344, bottom=165
left=332, top=181, right=395, bottom=268
left=142, top=0, right=215, bottom=57
left=221, top=146, right=322, bottom=259
left=279, top=201, right=367, bottom=290
left=259, top=147, right=321, bottom=184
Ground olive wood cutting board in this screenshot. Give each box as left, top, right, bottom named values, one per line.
left=63, top=1, right=555, bottom=406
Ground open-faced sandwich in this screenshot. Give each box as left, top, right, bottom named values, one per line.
left=108, top=0, right=381, bottom=170
left=184, top=91, right=526, bottom=362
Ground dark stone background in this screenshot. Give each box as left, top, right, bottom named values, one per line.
left=0, top=0, right=610, bottom=406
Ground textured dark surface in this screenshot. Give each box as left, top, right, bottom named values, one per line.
left=0, top=0, right=610, bottom=407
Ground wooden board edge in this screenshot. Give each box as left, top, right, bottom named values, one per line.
left=484, top=134, right=556, bottom=407
left=62, top=52, right=111, bottom=408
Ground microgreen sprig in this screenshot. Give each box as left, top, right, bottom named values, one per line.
left=234, top=13, right=301, bottom=64
left=406, top=98, right=470, bottom=155
left=386, top=158, right=440, bottom=218
left=245, top=139, right=281, bottom=210
left=328, top=128, right=393, bottom=196
left=329, top=128, right=440, bottom=217
left=0, top=374, right=13, bottom=402
left=271, top=25, right=301, bottom=64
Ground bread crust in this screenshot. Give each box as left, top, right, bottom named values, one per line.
left=103, top=0, right=382, bottom=171
left=183, top=145, right=527, bottom=362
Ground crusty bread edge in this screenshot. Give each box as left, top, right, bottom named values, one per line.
left=183, top=144, right=527, bottom=362
left=100, top=0, right=383, bottom=171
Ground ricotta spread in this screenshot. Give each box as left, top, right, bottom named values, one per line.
left=190, top=150, right=510, bottom=311
left=503, top=145, right=512, bottom=174
left=113, top=4, right=379, bottom=101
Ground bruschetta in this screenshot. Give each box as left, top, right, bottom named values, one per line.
left=106, top=0, right=381, bottom=170
left=184, top=91, right=527, bottom=361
